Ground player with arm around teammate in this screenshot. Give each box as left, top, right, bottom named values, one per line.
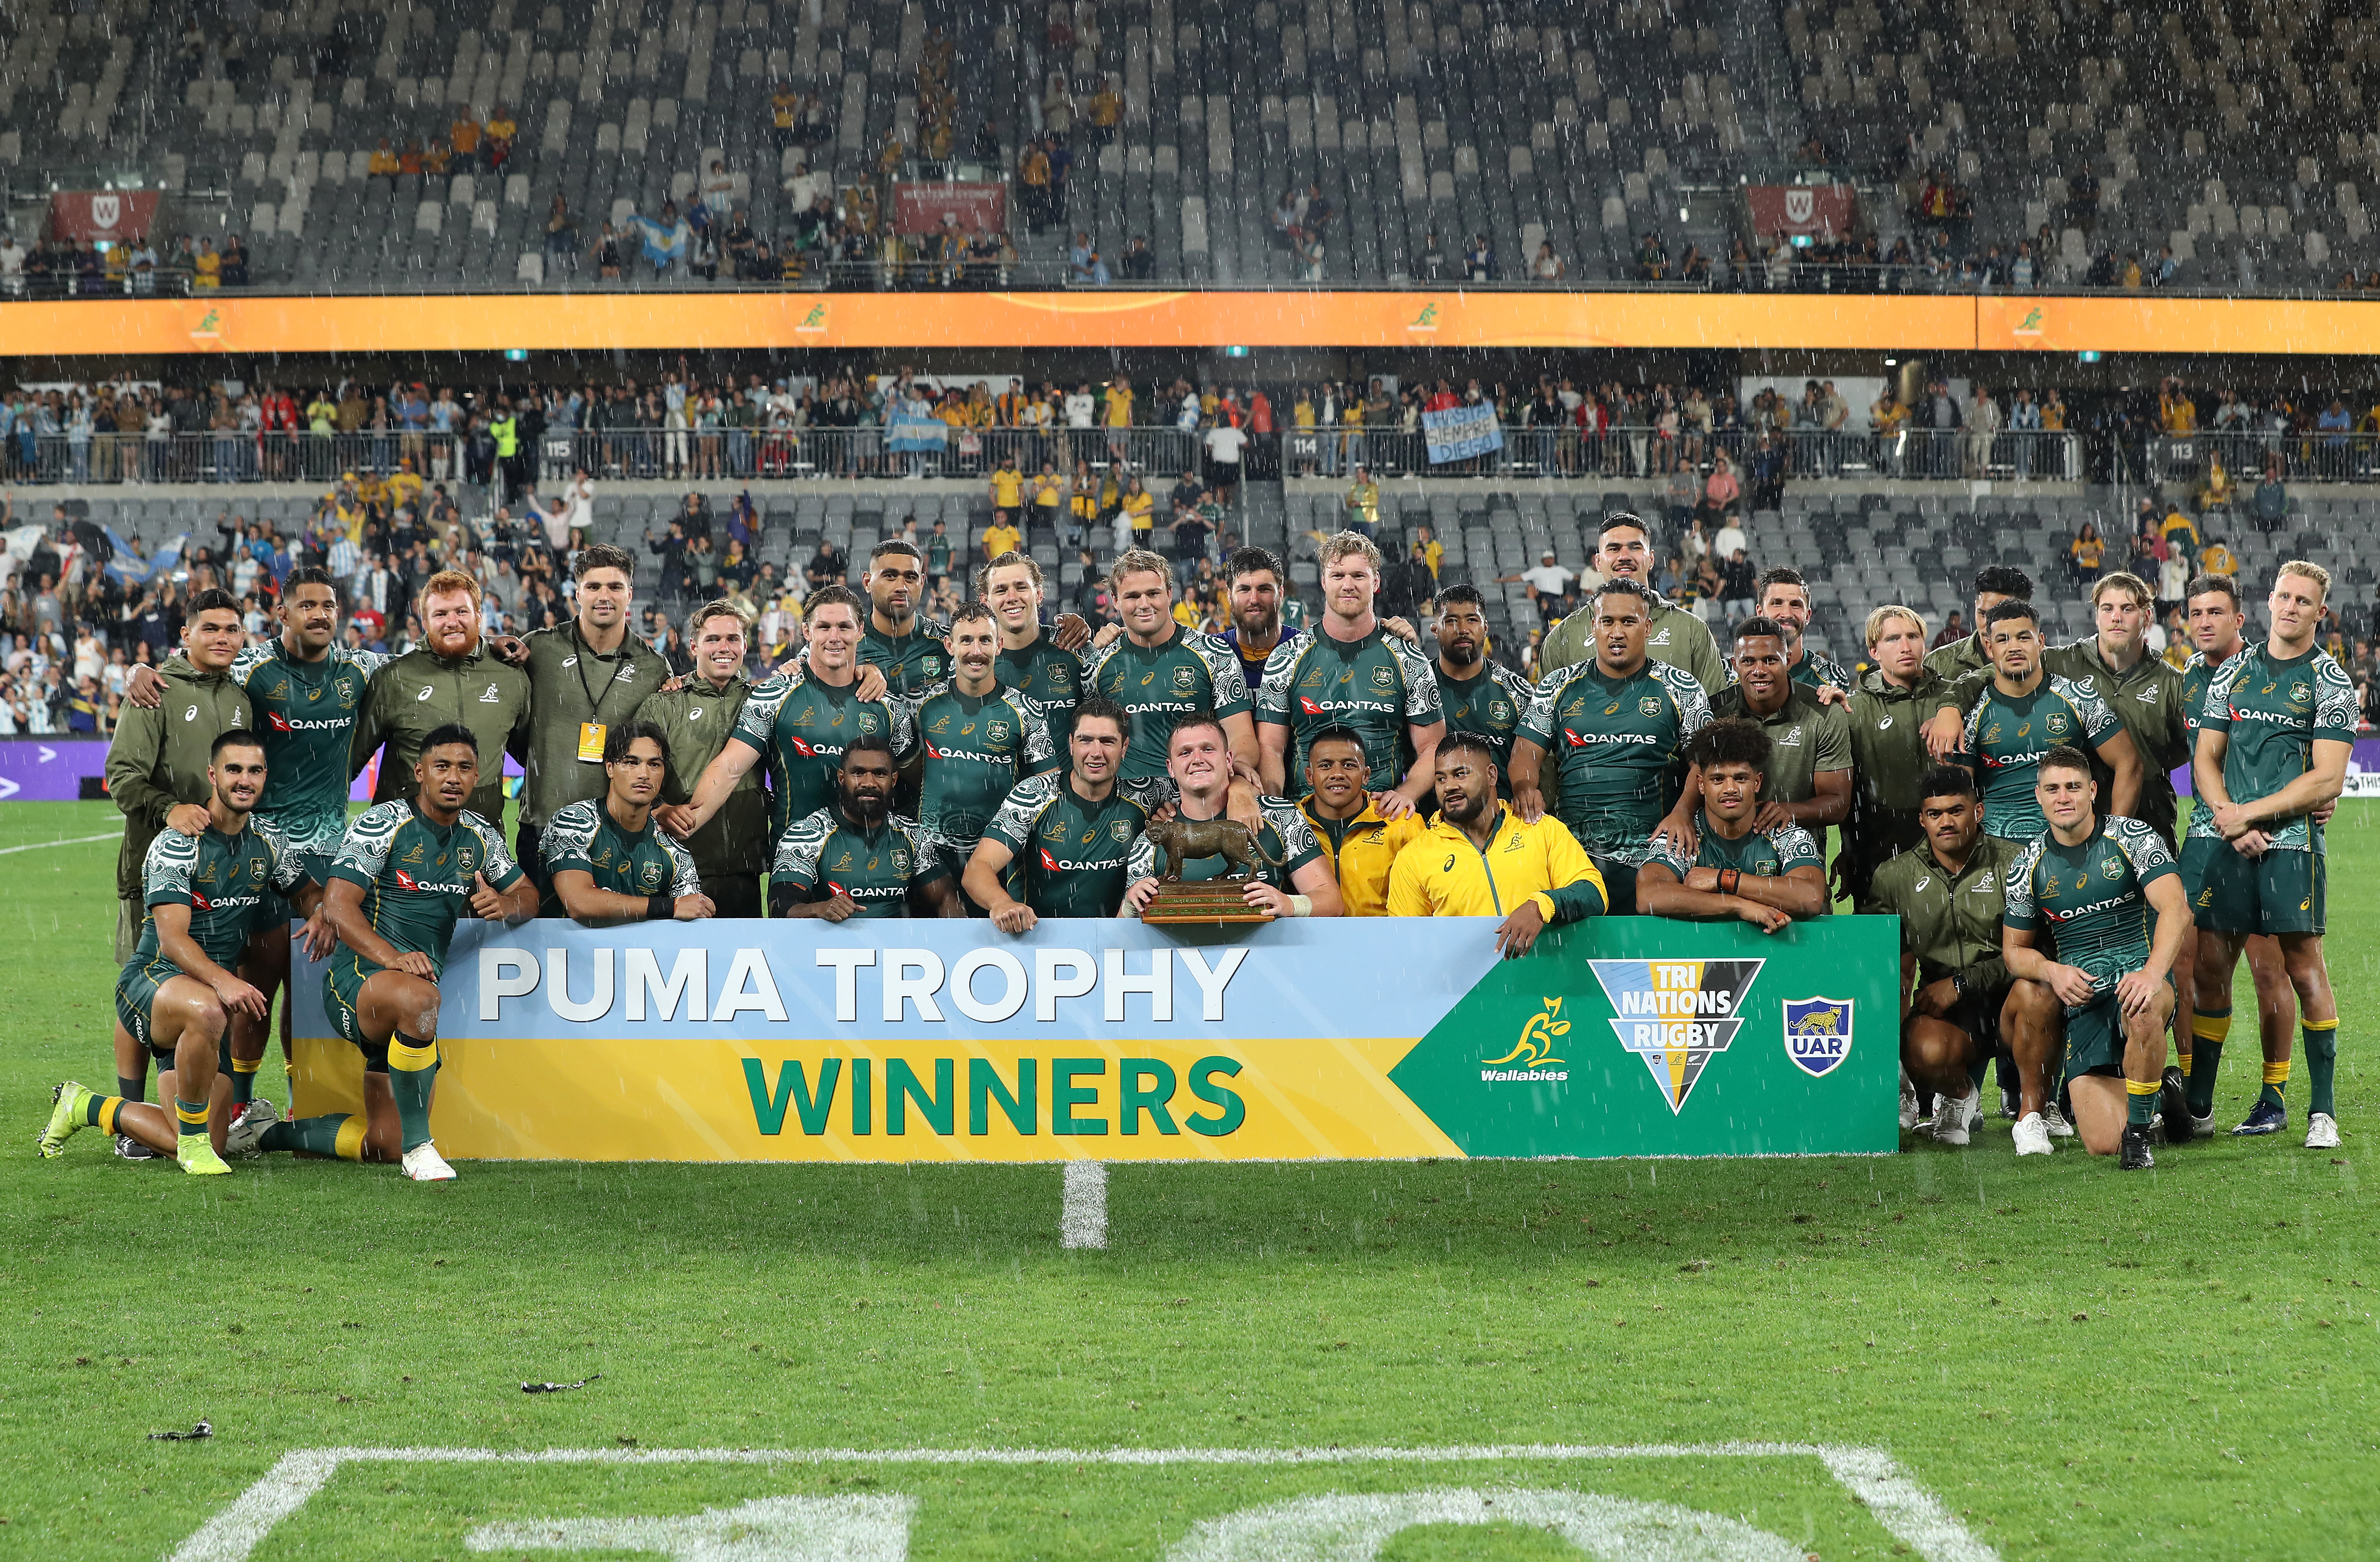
left=2002, top=746, right=2191, bottom=1167
left=233, top=725, right=539, bottom=1180
left=963, top=697, right=1161, bottom=931
left=41, top=732, right=322, bottom=1173
left=542, top=721, right=715, bottom=925
left=1635, top=718, right=1828, bottom=931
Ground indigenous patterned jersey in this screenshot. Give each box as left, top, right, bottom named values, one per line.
left=771, top=806, right=951, bottom=917
left=1080, top=627, right=1254, bottom=780
left=539, top=797, right=702, bottom=908
left=907, top=681, right=1056, bottom=859
left=2178, top=649, right=2245, bottom=843
left=1256, top=626, right=1443, bottom=793
left=1433, top=660, right=1535, bottom=793
left=2040, top=638, right=2194, bottom=849
left=1787, top=645, right=1855, bottom=691
left=328, top=801, right=523, bottom=976
left=858, top=618, right=950, bottom=697
left=1126, top=796, right=1322, bottom=890
left=2202, top=644, right=2358, bottom=853
left=1646, top=812, right=1824, bottom=881
left=2006, top=815, right=2179, bottom=1008
left=1961, top=674, right=2121, bottom=840
left=995, top=637, right=1083, bottom=751
left=980, top=771, right=1161, bottom=916
left=130, top=818, right=308, bottom=970
left=229, top=641, right=382, bottom=861
left=728, top=670, right=916, bottom=840
left=1517, top=658, right=1712, bottom=866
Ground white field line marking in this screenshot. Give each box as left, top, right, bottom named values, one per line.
left=1168, top=1487, right=1806, bottom=1562
left=465, top=1492, right=918, bottom=1560
left=1060, top=1157, right=1109, bottom=1249
left=0, top=828, right=120, bottom=855
left=169, top=1443, right=1998, bottom=1562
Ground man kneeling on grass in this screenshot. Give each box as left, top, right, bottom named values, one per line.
left=1635, top=717, right=1827, bottom=931
left=2002, top=745, right=2191, bottom=1168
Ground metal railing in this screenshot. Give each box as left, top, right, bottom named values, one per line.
left=2146, top=429, right=2380, bottom=485
left=0, top=269, right=205, bottom=299
left=1280, top=426, right=2083, bottom=483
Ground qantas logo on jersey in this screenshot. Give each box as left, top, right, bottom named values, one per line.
left=925, top=742, right=1012, bottom=765
left=1039, top=846, right=1060, bottom=871
left=2042, top=890, right=2138, bottom=921
left=1563, top=728, right=1663, bottom=747
left=787, top=735, right=818, bottom=757
left=390, top=868, right=477, bottom=895
left=267, top=712, right=348, bottom=732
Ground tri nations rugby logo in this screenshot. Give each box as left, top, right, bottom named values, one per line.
left=1587, top=958, right=1765, bottom=1114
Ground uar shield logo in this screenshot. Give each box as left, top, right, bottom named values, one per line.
left=1782, top=996, right=1854, bottom=1078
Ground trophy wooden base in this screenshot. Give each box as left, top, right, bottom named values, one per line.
left=1137, top=879, right=1274, bottom=925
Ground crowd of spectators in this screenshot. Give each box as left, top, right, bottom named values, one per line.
left=0, top=229, right=251, bottom=299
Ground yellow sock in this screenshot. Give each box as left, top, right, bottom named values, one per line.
left=333, top=1114, right=368, bottom=1162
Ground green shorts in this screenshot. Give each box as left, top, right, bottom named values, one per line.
left=2060, top=973, right=2175, bottom=1083
left=2189, top=836, right=2324, bottom=936
left=1592, top=855, right=1640, bottom=918
left=259, top=851, right=333, bottom=926
left=113, top=956, right=181, bottom=1054
left=323, top=953, right=390, bottom=1069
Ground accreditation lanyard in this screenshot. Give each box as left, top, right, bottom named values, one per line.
left=571, top=626, right=635, bottom=763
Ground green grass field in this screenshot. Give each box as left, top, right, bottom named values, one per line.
left=2, top=797, right=2375, bottom=1562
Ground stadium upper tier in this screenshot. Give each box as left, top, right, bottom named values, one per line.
left=3, top=0, right=2373, bottom=294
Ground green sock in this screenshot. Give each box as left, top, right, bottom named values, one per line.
left=2127, top=1081, right=2160, bottom=1128
left=259, top=1114, right=362, bottom=1159
left=83, top=1093, right=123, bottom=1130
left=116, top=1073, right=145, bottom=1104
left=174, top=1097, right=210, bottom=1141
left=223, top=1037, right=258, bottom=1106
left=2304, top=1021, right=2339, bottom=1119
left=387, top=1032, right=439, bottom=1153
left=2258, top=1059, right=2289, bottom=1113
left=2188, top=1007, right=2230, bottom=1117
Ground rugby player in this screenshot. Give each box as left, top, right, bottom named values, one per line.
left=237, top=724, right=538, bottom=1180
left=1297, top=724, right=1425, bottom=915
left=42, top=732, right=320, bottom=1173
left=1256, top=532, right=1446, bottom=815
left=1538, top=513, right=1727, bottom=692
left=770, top=736, right=962, bottom=919
left=1953, top=600, right=2141, bottom=842
left=1924, top=565, right=2033, bottom=683
left=2003, top=746, right=2190, bottom=1167
left=964, top=697, right=1161, bottom=929
left=854, top=539, right=950, bottom=697
left=541, top=721, right=713, bottom=924
left=2172, top=574, right=2302, bottom=1134
left=2191, top=561, right=2354, bottom=1148
left=1867, top=764, right=2045, bottom=1146
left=1656, top=615, right=1851, bottom=861
left=980, top=551, right=1085, bottom=748
left=907, top=600, right=1056, bottom=874
left=1385, top=732, right=1608, bottom=958
left=1636, top=718, right=1827, bottom=931
left=1219, top=546, right=1304, bottom=695
left=350, top=569, right=533, bottom=826
left=506, top=545, right=673, bottom=892
left=1080, top=550, right=1260, bottom=786
left=1123, top=713, right=1342, bottom=919
left=1509, top=578, right=1711, bottom=915
left=1428, top=585, right=1535, bottom=794
left=635, top=602, right=771, bottom=917
left=1842, top=606, right=1956, bottom=913
left=666, top=586, right=915, bottom=849
left=1751, top=568, right=1854, bottom=692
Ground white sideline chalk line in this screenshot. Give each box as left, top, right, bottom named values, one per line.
left=0, top=828, right=120, bottom=855
left=1060, top=1157, right=1109, bottom=1249
left=169, top=1442, right=1998, bottom=1562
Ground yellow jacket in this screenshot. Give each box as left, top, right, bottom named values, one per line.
left=1298, top=798, right=1426, bottom=917
left=1385, top=805, right=1608, bottom=923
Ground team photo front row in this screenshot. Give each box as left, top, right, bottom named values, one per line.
left=39, top=519, right=2350, bottom=1184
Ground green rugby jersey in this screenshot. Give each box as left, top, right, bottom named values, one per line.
left=1706, top=682, right=1852, bottom=854
left=229, top=641, right=382, bottom=863
left=635, top=675, right=768, bottom=878
left=908, top=681, right=1056, bottom=858
left=1080, top=626, right=1255, bottom=780
left=2006, top=815, right=2179, bottom=1006
left=1125, top=795, right=1323, bottom=889
left=2178, top=649, right=2247, bottom=842
left=1787, top=645, right=1854, bottom=691
left=130, top=817, right=310, bottom=972
left=858, top=617, right=950, bottom=697
left=1517, top=658, right=1712, bottom=867
left=728, top=670, right=917, bottom=841
left=2040, top=639, right=2193, bottom=849
left=2202, top=644, right=2358, bottom=853
left=1868, top=835, right=2023, bottom=990
left=538, top=796, right=703, bottom=914
left=995, top=636, right=1084, bottom=749
left=1256, top=626, right=1443, bottom=793
left=1960, top=673, right=2121, bottom=841
left=771, top=805, right=952, bottom=917
left=1645, top=811, right=1824, bottom=881
left=328, top=800, right=525, bottom=978
left=1434, top=659, right=1536, bottom=795
left=981, top=771, right=1160, bottom=916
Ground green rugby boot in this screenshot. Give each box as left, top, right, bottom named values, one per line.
left=38, top=1081, right=92, bottom=1159
left=176, top=1136, right=232, bottom=1177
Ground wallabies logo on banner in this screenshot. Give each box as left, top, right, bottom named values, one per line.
left=1782, top=996, right=1855, bottom=1078
left=1587, top=958, right=1765, bottom=1115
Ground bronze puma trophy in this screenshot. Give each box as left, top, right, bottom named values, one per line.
left=1137, top=815, right=1286, bottom=924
